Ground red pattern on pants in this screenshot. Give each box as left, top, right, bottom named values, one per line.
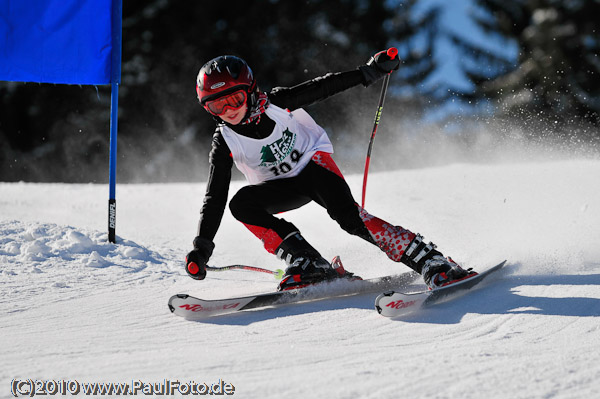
left=356, top=206, right=416, bottom=261
left=242, top=223, right=284, bottom=254
left=311, top=151, right=344, bottom=178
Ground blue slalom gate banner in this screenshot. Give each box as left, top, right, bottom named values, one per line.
left=0, top=0, right=114, bottom=84
left=0, top=0, right=122, bottom=242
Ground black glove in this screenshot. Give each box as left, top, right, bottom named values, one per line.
left=359, top=49, right=400, bottom=87
left=185, top=236, right=215, bottom=280
left=369, top=49, right=400, bottom=73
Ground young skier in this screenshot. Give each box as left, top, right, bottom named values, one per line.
left=186, top=51, right=475, bottom=291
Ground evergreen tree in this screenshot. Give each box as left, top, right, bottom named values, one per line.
left=452, top=0, right=600, bottom=130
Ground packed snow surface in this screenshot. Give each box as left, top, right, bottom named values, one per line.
left=1, top=159, right=599, bottom=398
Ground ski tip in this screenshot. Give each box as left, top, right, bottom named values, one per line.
left=374, top=291, right=395, bottom=316
left=491, top=260, right=508, bottom=270
left=168, top=294, right=189, bottom=313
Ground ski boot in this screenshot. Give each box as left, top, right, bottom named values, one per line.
left=400, top=234, right=476, bottom=290
left=276, top=232, right=357, bottom=291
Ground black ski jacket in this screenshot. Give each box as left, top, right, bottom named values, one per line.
left=196, top=68, right=371, bottom=243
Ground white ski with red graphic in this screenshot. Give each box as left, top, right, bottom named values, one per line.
left=169, top=271, right=419, bottom=320
left=375, top=260, right=507, bottom=317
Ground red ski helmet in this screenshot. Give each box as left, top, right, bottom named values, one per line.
left=196, top=55, right=257, bottom=111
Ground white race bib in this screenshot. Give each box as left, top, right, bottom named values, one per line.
left=219, top=104, right=333, bottom=184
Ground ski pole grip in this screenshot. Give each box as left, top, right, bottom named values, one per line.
left=387, top=47, right=398, bottom=59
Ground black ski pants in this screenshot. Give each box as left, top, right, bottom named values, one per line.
left=228, top=157, right=373, bottom=247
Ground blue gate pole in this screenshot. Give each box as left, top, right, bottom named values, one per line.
left=108, top=0, right=122, bottom=243
left=108, top=81, right=118, bottom=243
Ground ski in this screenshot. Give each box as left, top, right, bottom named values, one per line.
left=375, top=260, right=507, bottom=318
left=169, top=271, right=420, bottom=320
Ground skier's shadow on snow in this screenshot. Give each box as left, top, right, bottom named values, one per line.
left=196, top=265, right=600, bottom=326
left=399, top=268, right=600, bottom=325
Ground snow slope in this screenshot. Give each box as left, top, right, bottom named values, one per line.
left=1, top=159, right=599, bottom=399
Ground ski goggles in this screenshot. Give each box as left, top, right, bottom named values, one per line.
left=203, top=90, right=247, bottom=116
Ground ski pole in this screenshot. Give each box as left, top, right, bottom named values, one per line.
left=207, top=264, right=285, bottom=279
left=361, top=47, right=398, bottom=209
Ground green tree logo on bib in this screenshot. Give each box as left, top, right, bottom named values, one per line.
left=259, top=129, right=297, bottom=167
